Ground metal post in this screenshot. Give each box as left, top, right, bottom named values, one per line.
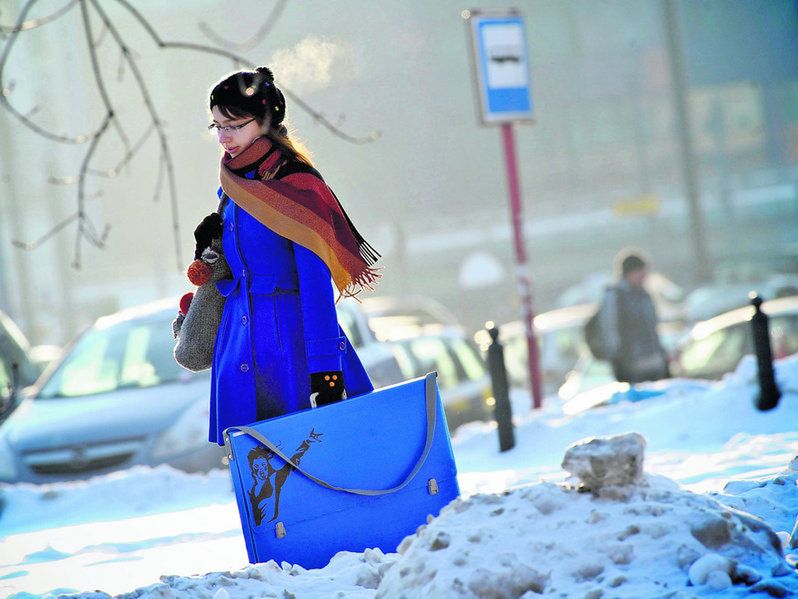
left=485, top=322, right=515, bottom=452
left=750, top=294, right=781, bottom=411
left=500, top=123, right=543, bottom=410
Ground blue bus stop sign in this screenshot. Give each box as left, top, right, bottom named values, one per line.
left=466, top=10, right=534, bottom=124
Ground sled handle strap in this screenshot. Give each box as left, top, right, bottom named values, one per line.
left=229, top=372, right=438, bottom=497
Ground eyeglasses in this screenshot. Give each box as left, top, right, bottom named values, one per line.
left=207, top=118, right=256, bottom=134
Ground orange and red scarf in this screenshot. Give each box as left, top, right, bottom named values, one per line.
left=219, top=137, right=381, bottom=302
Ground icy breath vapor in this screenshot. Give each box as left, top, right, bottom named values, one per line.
left=270, top=36, right=354, bottom=95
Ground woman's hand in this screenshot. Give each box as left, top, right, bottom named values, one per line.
left=193, top=213, right=223, bottom=259
left=310, top=371, right=345, bottom=407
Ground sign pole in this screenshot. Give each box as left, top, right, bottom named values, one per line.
left=500, top=123, right=543, bottom=410
left=465, top=8, right=543, bottom=410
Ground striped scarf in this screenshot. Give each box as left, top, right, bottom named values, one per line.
left=219, top=137, right=381, bottom=302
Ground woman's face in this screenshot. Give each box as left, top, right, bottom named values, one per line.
left=252, top=456, right=271, bottom=481
left=211, top=106, right=263, bottom=158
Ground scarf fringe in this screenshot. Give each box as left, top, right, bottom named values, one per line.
left=335, top=265, right=383, bottom=304
left=330, top=189, right=381, bottom=267
left=357, top=239, right=381, bottom=266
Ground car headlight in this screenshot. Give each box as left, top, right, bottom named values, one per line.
left=150, top=396, right=210, bottom=460
left=0, top=432, right=19, bottom=482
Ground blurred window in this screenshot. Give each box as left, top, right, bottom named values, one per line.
left=0, top=360, right=10, bottom=403
left=503, top=335, right=529, bottom=384
left=447, top=337, right=486, bottom=382
left=38, top=318, right=185, bottom=398
left=708, top=325, right=749, bottom=374
left=680, top=324, right=748, bottom=378
left=389, top=343, right=419, bottom=379
left=556, top=327, right=584, bottom=361
left=406, top=337, right=458, bottom=390
left=0, top=314, right=37, bottom=386
left=770, top=315, right=798, bottom=359
left=336, top=305, right=363, bottom=349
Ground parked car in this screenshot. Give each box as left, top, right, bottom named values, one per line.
left=473, top=304, right=595, bottom=396
left=0, top=297, right=405, bottom=483
left=386, top=327, right=492, bottom=432
left=673, top=295, right=798, bottom=380
left=359, top=295, right=463, bottom=342
left=335, top=300, right=406, bottom=389
left=683, top=274, right=798, bottom=323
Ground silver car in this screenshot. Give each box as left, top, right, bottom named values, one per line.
left=0, top=297, right=404, bottom=483
left=385, top=327, right=492, bottom=432
left=673, top=295, right=798, bottom=380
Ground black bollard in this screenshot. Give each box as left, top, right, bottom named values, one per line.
left=485, top=322, right=515, bottom=452
left=750, top=294, right=781, bottom=411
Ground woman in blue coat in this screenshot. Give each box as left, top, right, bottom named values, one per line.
left=204, top=66, right=381, bottom=445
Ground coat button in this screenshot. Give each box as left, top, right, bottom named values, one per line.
left=338, top=340, right=346, bottom=351
left=241, top=268, right=247, bottom=278
left=240, top=363, right=249, bottom=372
left=241, top=315, right=248, bottom=325
left=229, top=222, right=235, bottom=232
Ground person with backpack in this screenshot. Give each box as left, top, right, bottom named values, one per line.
left=585, top=250, right=670, bottom=384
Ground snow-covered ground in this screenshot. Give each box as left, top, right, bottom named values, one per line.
left=1, top=354, right=798, bottom=598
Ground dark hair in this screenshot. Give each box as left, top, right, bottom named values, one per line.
left=614, top=248, right=649, bottom=277
left=209, top=66, right=313, bottom=166
left=247, top=445, right=274, bottom=472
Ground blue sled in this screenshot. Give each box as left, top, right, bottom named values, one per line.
left=224, top=372, right=460, bottom=568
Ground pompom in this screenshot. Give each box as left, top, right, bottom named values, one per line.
left=187, top=259, right=213, bottom=286
left=255, top=65, right=275, bottom=82
left=179, top=292, right=194, bottom=316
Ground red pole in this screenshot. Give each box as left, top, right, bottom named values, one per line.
left=500, top=123, right=543, bottom=410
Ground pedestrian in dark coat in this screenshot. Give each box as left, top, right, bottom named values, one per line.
left=205, top=66, right=381, bottom=445
left=599, top=250, right=669, bottom=384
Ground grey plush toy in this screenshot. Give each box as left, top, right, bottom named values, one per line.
left=172, top=237, right=232, bottom=371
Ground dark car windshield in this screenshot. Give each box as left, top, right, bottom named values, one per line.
left=38, top=316, right=188, bottom=398
left=0, top=311, right=39, bottom=387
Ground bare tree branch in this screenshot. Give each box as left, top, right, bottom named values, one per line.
left=87, top=122, right=155, bottom=177
left=2, top=0, right=381, bottom=273
left=198, top=0, right=287, bottom=52
left=80, top=0, right=131, bottom=181
left=0, top=0, right=99, bottom=143
left=88, top=0, right=183, bottom=269
left=112, top=0, right=381, bottom=144
left=0, top=0, right=78, bottom=36
left=12, top=212, right=80, bottom=250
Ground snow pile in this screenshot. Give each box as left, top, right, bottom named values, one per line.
left=714, top=456, right=798, bottom=553
left=375, top=433, right=798, bottom=599
left=41, top=440, right=798, bottom=599
left=61, top=549, right=398, bottom=599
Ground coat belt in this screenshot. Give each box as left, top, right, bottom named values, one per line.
left=216, top=272, right=299, bottom=298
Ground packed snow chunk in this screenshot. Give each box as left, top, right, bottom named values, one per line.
left=688, top=553, right=733, bottom=586
left=561, top=432, right=646, bottom=492
left=714, top=453, right=798, bottom=546
left=376, top=472, right=795, bottom=597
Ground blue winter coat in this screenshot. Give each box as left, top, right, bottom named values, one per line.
left=209, top=170, right=374, bottom=445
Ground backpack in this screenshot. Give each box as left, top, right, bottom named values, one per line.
left=584, top=293, right=612, bottom=361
